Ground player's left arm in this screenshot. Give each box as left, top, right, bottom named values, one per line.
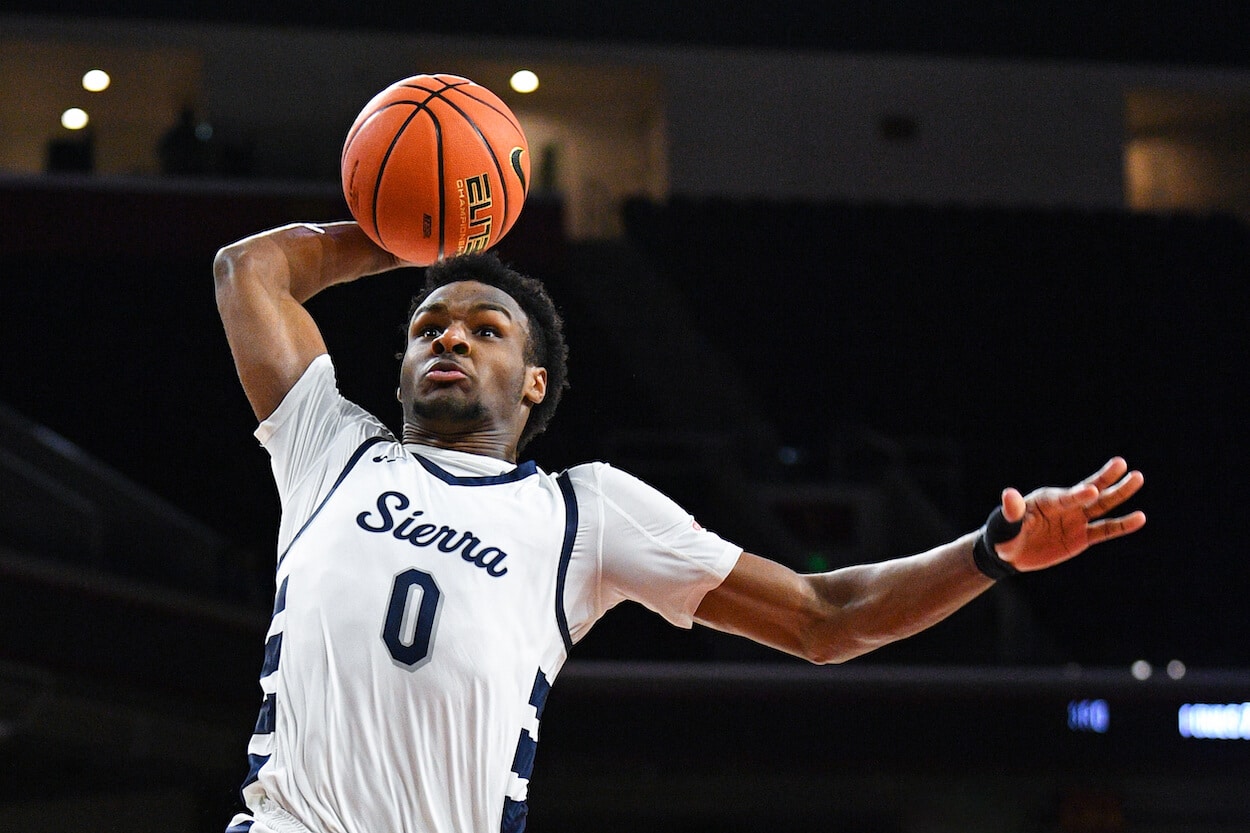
left=694, top=457, right=1145, bottom=664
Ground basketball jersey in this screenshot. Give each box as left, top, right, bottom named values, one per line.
left=228, top=355, right=741, bottom=833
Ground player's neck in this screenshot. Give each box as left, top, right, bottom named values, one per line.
left=401, top=423, right=519, bottom=463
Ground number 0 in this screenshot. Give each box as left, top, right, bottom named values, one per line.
left=383, top=568, right=442, bottom=668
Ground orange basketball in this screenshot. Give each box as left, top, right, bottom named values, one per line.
left=341, top=74, right=531, bottom=265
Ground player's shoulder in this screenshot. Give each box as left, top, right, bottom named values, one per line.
left=560, top=460, right=612, bottom=483
left=559, top=460, right=653, bottom=496
left=259, top=352, right=395, bottom=454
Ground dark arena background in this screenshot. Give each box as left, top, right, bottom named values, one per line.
left=2, top=3, right=1249, bottom=831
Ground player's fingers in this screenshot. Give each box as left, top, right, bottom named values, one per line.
left=1047, top=482, right=1099, bottom=510
left=1081, top=457, right=1128, bottom=491
left=1086, top=510, right=1147, bottom=543
left=1084, top=470, right=1145, bottom=518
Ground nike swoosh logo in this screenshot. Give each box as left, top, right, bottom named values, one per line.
left=510, top=147, right=528, bottom=194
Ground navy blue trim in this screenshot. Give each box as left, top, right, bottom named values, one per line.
left=272, top=576, right=288, bottom=615
left=511, top=728, right=538, bottom=780
left=253, top=693, right=276, bottom=734
left=260, top=632, right=283, bottom=677
left=529, top=669, right=552, bottom=720
left=500, top=797, right=527, bottom=833
left=412, top=452, right=539, bottom=486
left=225, top=820, right=254, bottom=833
left=277, top=436, right=390, bottom=566
left=555, top=472, right=578, bottom=653
left=241, top=753, right=270, bottom=788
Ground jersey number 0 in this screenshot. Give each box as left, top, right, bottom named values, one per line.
left=382, top=568, right=443, bottom=668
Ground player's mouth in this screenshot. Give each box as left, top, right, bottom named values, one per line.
left=423, top=360, right=469, bottom=384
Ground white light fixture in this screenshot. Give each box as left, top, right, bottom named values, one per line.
left=510, top=70, right=539, bottom=94
left=61, top=108, right=90, bottom=130
left=82, top=69, right=111, bottom=92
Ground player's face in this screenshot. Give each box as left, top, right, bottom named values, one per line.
left=398, top=281, right=546, bottom=444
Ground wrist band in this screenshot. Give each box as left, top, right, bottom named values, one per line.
left=973, top=506, right=1022, bottom=580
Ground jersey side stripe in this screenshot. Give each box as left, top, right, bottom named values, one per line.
left=253, top=693, right=276, bottom=734
left=273, top=576, right=288, bottom=615
left=500, top=797, right=526, bottom=833
left=246, top=733, right=273, bottom=757
left=241, top=753, right=270, bottom=788
left=510, top=730, right=538, bottom=782
left=260, top=633, right=283, bottom=677
left=277, top=436, right=390, bottom=567
left=529, top=668, right=552, bottom=720
left=555, top=472, right=578, bottom=653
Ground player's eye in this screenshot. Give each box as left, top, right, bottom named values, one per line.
left=416, top=325, right=442, bottom=339
left=476, top=326, right=501, bottom=338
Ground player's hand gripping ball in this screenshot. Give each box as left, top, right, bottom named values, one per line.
left=341, top=74, right=531, bottom=265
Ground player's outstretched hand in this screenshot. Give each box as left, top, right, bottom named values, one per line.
left=995, top=457, right=1146, bottom=573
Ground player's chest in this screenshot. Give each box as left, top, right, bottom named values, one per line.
left=292, top=460, right=568, bottom=595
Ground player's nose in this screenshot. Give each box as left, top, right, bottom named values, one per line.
left=432, top=324, right=470, bottom=356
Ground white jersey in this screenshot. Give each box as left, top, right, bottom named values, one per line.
left=228, top=355, right=741, bottom=833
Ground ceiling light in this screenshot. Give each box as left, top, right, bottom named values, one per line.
left=61, top=108, right=90, bottom=130
left=82, top=69, right=111, bottom=92
left=510, top=70, right=539, bottom=94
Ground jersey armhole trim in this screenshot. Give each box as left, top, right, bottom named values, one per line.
left=555, top=471, right=578, bottom=653
left=276, top=436, right=390, bottom=567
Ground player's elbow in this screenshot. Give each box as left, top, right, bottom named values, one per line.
left=213, top=239, right=276, bottom=312
left=794, top=577, right=903, bottom=665
left=213, top=243, right=243, bottom=299
left=798, top=642, right=852, bottom=666
left=794, top=597, right=879, bottom=666
left=800, top=632, right=876, bottom=666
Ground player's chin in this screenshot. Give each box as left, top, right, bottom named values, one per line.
left=410, top=394, right=486, bottom=424
left=412, top=379, right=468, bottom=403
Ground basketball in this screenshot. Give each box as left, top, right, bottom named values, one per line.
left=341, top=74, right=531, bottom=265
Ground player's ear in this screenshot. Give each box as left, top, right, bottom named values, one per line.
left=523, top=367, right=547, bottom=406
left=396, top=386, right=402, bottom=403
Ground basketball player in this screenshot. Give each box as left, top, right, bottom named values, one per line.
left=214, top=220, right=1145, bottom=833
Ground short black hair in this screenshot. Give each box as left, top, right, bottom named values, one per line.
left=406, top=252, right=569, bottom=452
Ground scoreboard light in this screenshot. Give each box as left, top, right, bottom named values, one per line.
left=1178, top=703, right=1250, bottom=740
left=1067, top=699, right=1110, bottom=734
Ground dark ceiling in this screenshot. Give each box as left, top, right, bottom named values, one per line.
left=8, top=0, right=1250, bottom=69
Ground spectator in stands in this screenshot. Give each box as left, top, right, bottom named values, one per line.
left=158, top=106, right=215, bottom=176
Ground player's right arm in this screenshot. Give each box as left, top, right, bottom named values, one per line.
left=214, top=221, right=405, bottom=420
